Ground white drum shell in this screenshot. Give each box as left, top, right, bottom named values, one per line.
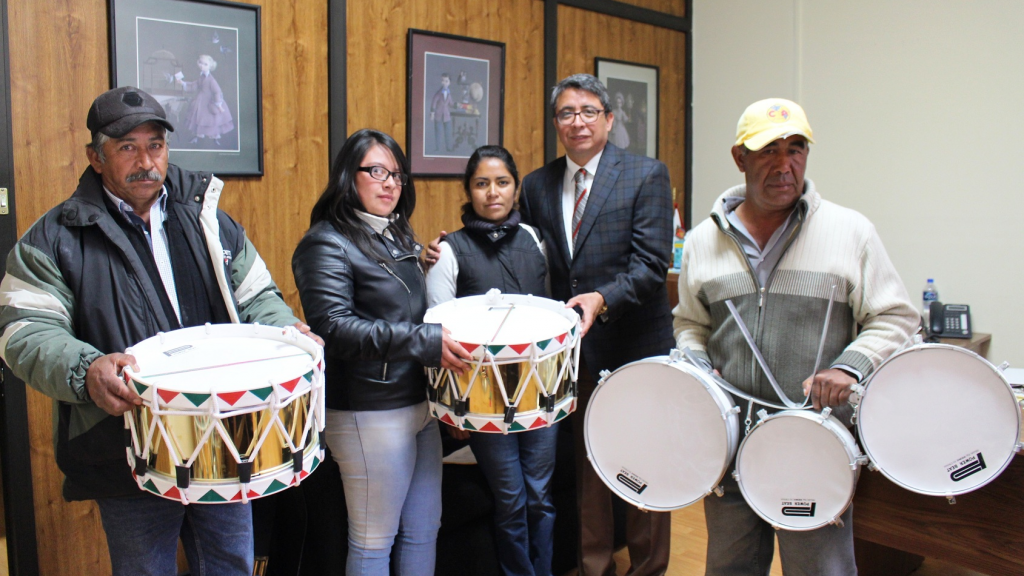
left=855, top=344, right=1020, bottom=496
left=735, top=410, right=862, bottom=531
left=585, top=356, right=739, bottom=512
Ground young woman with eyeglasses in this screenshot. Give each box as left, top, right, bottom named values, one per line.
left=292, top=128, right=471, bottom=576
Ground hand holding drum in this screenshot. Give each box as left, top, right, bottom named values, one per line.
left=86, top=352, right=142, bottom=416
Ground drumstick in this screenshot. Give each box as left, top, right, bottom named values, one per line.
left=810, top=285, right=838, bottom=381
left=487, top=304, right=516, bottom=343
left=130, top=352, right=310, bottom=379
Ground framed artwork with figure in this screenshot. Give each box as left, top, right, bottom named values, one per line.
left=407, top=29, right=505, bottom=177
left=595, top=58, right=659, bottom=160
left=109, top=0, right=263, bottom=176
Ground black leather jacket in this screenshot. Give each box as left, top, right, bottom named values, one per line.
left=292, top=220, right=441, bottom=411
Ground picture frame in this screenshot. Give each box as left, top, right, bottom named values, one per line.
left=109, top=0, right=263, bottom=176
left=595, top=58, right=659, bottom=160
left=407, top=29, right=505, bottom=177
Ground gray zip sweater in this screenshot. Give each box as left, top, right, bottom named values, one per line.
left=673, top=179, right=919, bottom=407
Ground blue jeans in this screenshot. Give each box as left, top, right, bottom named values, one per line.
left=470, top=423, right=558, bottom=576
left=96, top=492, right=253, bottom=576
left=703, top=472, right=856, bottom=576
left=325, top=401, right=443, bottom=576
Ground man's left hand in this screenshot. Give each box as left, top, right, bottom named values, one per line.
left=293, top=322, right=325, bottom=347
left=802, top=368, right=857, bottom=410
left=566, top=292, right=605, bottom=337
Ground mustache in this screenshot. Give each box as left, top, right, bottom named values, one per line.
left=125, top=170, right=162, bottom=183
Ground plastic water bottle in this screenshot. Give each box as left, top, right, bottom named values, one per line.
left=922, top=278, right=939, bottom=326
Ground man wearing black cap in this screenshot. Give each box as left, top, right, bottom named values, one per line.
left=0, top=86, right=320, bottom=575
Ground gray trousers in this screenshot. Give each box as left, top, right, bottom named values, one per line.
left=703, top=472, right=857, bottom=576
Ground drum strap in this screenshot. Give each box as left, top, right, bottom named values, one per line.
left=677, top=347, right=807, bottom=412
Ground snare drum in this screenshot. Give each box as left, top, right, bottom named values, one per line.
left=424, top=291, right=579, bottom=433
left=735, top=409, right=863, bottom=531
left=855, top=343, right=1020, bottom=497
left=123, top=323, right=325, bottom=504
left=584, top=355, right=740, bottom=511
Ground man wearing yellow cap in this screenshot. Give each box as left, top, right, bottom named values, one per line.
left=672, top=99, right=918, bottom=574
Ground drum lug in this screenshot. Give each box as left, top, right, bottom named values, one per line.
left=292, top=450, right=303, bottom=474
left=820, top=407, right=833, bottom=420
left=504, top=406, right=517, bottom=424
left=544, top=394, right=556, bottom=412
left=175, top=465, right=191, bottom=490
left=997, top=361, right=1010, bottom=372
left=669, top=348, right=685, bottom=362
left=1016, top=443, right=1024, bottom=454
left=134, top=454, right=149, bottom=477
left=427, top=386, right=438, bottom=402
left=832, top=516, right=845, bottom=528
left=599, top=369, right=611, bottom=381
left=731, top=470, right=739, bottom=481
left=729, top=406, right=742, bottom=415
left=713, top=485, right=724, bottom=497
left=238, top=460, right=254, bottom=484
left=454, top=399, right=467, bottom=417
left=947, top=495, right=957, bottom=505
left=867, top=461, right=879, bottom=472
left=856, top=455, right=869, bottom=467
left=756, top=408, right=769, bottom=422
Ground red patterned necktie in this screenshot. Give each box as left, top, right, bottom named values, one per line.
left=572, top=168, right=588, bottom=244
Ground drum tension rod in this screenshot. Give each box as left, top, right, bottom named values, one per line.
left=504, top=406, right=517, bottom=424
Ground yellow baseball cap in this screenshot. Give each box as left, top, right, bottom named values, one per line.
left=735, top=98, right=814, bottom=151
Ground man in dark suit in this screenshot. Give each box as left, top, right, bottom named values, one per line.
left=520, top=73, right=675, bottom=576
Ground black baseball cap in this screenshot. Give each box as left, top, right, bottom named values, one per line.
left=86, top=86, right=175, bottom=138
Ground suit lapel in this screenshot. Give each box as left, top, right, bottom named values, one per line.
left=573, top=144, right=621, bottom=255
left=543, top=158, right=572, bottom=270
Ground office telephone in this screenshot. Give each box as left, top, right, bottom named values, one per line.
left=928, top=301, right=972, bottom=339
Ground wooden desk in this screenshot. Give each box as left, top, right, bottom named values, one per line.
left=852, top=332, right=1015, bottom=576
left=853, top=457, right=1024, bottom=576
left=936, top=332, right=991, bottom=359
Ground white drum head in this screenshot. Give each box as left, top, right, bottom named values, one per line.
left=736, top=411, right=860, bottom=531
left=857, top=345, right=1019, bottom=496
left=425, top=293, right=576, bottom=354
left=128, top=324, right=316, bottom=395
left=585, top=357, right=738, bottom=511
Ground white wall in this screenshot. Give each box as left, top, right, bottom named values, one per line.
left=693, top=0, right=1023, bottom=367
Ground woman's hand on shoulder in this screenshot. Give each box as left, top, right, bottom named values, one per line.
left=422, top=231, right=448, bottom=266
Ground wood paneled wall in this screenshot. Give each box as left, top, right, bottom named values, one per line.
left=346, top=0, right=546, bottom=241
left=558, top=4, right=688, bottom=206
left=5, top=0, right=684, bottom=573
left=7, top=0, right=327, bottom=573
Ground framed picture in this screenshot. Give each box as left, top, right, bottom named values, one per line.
left=109, top=0, right=263, bottom=176
left=407, top=29, right=505, bottom=177
left=595, top=58, right=659, bottom=159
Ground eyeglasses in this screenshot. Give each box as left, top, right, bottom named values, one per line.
left=358, top=166, right=408, bottom=186
left=555, top=107, right=607, bottom=125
